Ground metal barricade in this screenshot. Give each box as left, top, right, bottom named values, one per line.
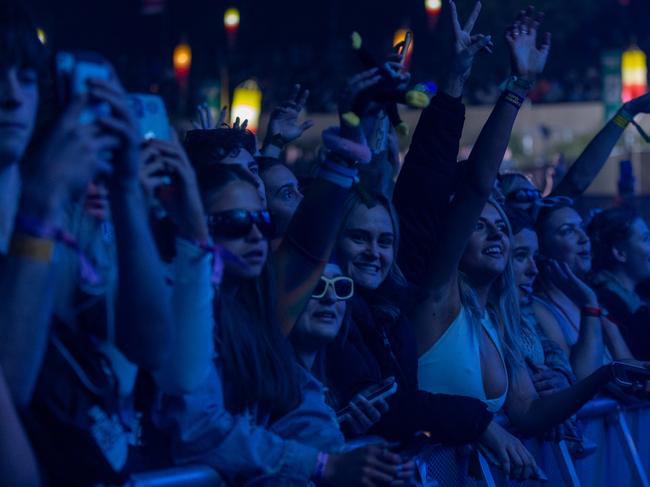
left=121, top=400, right=650, bottom=487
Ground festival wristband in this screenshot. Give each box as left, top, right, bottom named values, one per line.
left=581, top=306, right=603, bottom=318
left=14, top=214, right=100, bottom=284
left=8, top=232, right=55, bottom=262
left=613, top=108, right=634, bottom=129
left=500, top=90, right=526, bottom=110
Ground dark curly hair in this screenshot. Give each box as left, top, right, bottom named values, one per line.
left=184, top=128, right=257, bottom=170
left=586, top=207, right=640, bottom=271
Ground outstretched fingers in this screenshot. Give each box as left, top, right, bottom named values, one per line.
left=463, top=1, right=482, bottom=34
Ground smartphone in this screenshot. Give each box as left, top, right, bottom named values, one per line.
left=128, top=93, right=171, bottom=141
left=336, top=378, right=398, bottom=422
left=56, top=50, right=111, bottom=125
left=611, top=361, right=650, bottom=390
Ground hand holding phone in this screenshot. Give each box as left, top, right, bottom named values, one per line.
left=336, top=377, right=397, bottom=435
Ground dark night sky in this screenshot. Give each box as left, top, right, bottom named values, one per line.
left=21, top=0, right=650, bottom=110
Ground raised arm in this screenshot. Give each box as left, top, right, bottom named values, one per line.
left=0, top=97, right=115, bottom=406
left=394, top=0, right=493, bottom=286
left=141, top=136, right=216, bottom=394
left=552, top=92, right=650, bottom=198
left=89, top=76, right=173, bottom=370
left=275, top=126, right=371, bottom=335
left=428, top=8, right=550, bottom=295
left=411, top=7, right=550, bottom=352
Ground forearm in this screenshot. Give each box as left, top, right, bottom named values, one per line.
left=515, top=365, right=611, bottom=435
left=465, top=87, right=527, bottom=197
left=602, top=319, right=634, bottom=360
left=552, top=119, right=625, bottom=198
left=394, top=92, right=465, bottom=286
left=275, top=176, right=351, bottom=335
left=0, top=368, right=40, bottom=485
left=110, top=185, right=173, bottom=369
left=0, top=190, right=63, bottom=407
left=571, top=316, right=605, bottom=380
left=154, top=238, right=215, bottom=394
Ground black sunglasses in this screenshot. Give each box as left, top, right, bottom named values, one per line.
left=207, top=209, right=274, bottom=239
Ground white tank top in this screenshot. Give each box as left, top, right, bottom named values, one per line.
left=418, top=306, right=508, bottom=412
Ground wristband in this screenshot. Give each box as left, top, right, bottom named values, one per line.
left=14, top=214, right=100, bottom=285
left=264, top=133, right=286, bottom=150
left=312, top=452, right=329, bottom=483
left=581, top=306, right=603, bottom=318
left=9, top=232, right=55, bottom=262
left=613, top=108, right=634, bottom=129
left=190, top=239, right=225, bottom=286
left=500, top=75, right=535, bottom=93
left=500, top=90, right=526, bottom=110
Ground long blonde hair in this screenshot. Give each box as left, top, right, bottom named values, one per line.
left=459, top=198, right=524, bottom=370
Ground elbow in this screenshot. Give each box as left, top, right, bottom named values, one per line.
left=155, top=366, right=212, bottom=396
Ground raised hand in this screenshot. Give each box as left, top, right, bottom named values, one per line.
left=265, top=84, right=314, bottom=145
left=193, top=104, right=228, bottom=130
left=446, top=1, right=493, bottom=88
left=87, top=76, right=142, bottom=189
left=21, top=96, right=117, bottom=218
left=139, top=132, right=208, bottom=242
left=505, top=6, right=551, bottom=80
left=542, top=258, right=598, bottom=308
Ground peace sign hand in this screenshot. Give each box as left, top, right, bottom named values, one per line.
left=447, top=1, right=493, bottom=84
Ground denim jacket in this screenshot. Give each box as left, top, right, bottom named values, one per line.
left=155, top=364, right=344, bottom=485
left=154, top=240, right=345, bottom=485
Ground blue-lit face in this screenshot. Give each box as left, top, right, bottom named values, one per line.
left=0, top=66, right=39, bottom=167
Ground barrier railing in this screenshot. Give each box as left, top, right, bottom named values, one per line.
left=120, top=399, right=650, bottom=487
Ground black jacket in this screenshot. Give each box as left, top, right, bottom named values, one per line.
left=326, top=281, right=493, bottom=445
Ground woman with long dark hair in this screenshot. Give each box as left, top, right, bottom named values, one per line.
left=588, top=207, right=650, bottom=360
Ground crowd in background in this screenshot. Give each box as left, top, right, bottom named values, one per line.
left=2, top=0, right=650, bottom=485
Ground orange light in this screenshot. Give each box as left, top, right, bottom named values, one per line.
left=173, top=42, right=192, bottom=85
left=393, top=29, right=414, bottom=68
left=622, top=46, right=647, bottom=103
left=231, top=79, right=262, bottom=133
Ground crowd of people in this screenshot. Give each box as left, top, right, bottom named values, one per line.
left=1, top=0, right=650, bottom=485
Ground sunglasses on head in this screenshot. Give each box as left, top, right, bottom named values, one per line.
left=312, top=276, right=354, bottom=300
left=506, top=188, right=542, bottom=204
left=207, top=209, right=274, bottom=239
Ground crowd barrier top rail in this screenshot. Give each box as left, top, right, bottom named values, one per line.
left=118, top=398, right=650, bottom=487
